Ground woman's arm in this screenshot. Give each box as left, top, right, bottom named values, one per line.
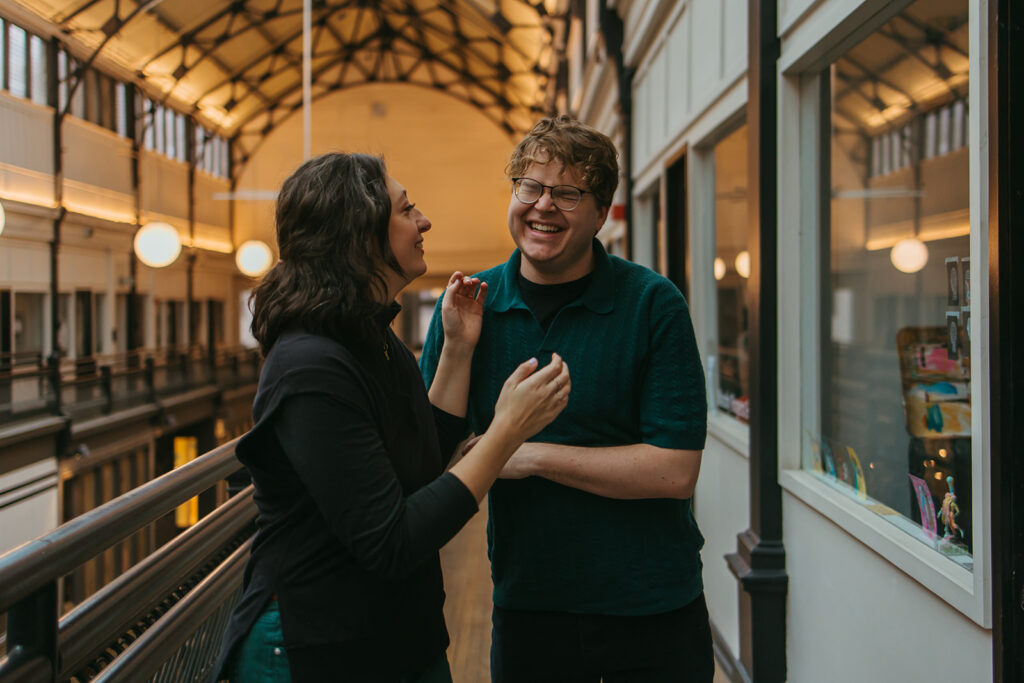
left=270, top=354, right=569, bottom=578
left=449, top=355, right=570, bottom=502
left=427, top=271, right=487, bottom=417
left=273, top=388, right=478, bottom=581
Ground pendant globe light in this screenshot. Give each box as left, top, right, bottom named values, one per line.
left=236, top=240, right=274, bottom=277
left=133, top=222, right=182, bottom=268
left=890, top=237, right=929, bottom=274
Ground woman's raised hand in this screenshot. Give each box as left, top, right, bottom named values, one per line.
left=492, top=353, right=571, bottom=443
left=440, top=271, right=488, bottom=351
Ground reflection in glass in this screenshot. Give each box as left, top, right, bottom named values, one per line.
left=813, top=0, right=972, bottom=570
left=713, top=124, right=749, bottom=422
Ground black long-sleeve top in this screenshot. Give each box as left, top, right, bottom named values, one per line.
left=213, top=307, right=477, bottom=680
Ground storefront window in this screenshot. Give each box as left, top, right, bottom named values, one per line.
left=808, top=0, right=972, bottom=570
left=712, top=124, right=749, bottom=422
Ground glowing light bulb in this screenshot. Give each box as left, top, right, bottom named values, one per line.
left=713, top=257, right=726, bottom=281
left=890, top=237, right=928, bottom=273
left=134, top=222, right=182, bottom=268
left=235, top=240, right=274, bottom=277
left=734, top=251, right=751, bottom=279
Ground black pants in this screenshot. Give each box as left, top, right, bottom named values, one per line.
left=490, top=593, right=715, bottom=683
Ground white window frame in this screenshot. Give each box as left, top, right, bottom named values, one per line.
left=775, top=0, right=990, bottom=626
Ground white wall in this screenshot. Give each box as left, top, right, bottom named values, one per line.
left=693, top=433, right=750, bottom=659
left=786, top=493, right=991, bottom=682
left=629, top=0, right=747, bottom=178
left=0, top=459, right=59, bottom=556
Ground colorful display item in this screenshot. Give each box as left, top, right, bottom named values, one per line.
left=938, top=476, right=965, bottom=552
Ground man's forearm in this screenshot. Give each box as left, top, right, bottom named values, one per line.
left=503, top=442, right=702, bottom=500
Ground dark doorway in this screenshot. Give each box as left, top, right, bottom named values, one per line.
left=666, top=154, right=688, bottom=299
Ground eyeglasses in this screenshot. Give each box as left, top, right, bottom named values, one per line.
left=512, top=177, right=591, bottom=211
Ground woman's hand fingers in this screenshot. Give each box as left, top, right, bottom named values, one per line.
left=519, top=353, right=564, bottom=389
left=504, top=357, right=539, bottom=388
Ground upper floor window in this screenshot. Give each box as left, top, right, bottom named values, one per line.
left=195, top=125, right=231, bottom=179
left=140, top=96, right=230, bottom=178
left=2, top=20, right=50, bottom=105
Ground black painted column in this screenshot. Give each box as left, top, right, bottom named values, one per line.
left=724, top=1, right=787, bottom=681
left=989, top=1, right=1024, bottom=680
left=600, top=1, right=634, bottom=260
left=48, top=37, right=64, bottom=413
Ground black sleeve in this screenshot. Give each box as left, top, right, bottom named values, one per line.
left=271, top=389, right=478, bottom=581
left=431, top=405, right=470, bottom=466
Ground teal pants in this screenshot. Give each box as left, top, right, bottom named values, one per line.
left=230, top=601, right=453, bottom=682
left=230, top=601, right=290, bottom=682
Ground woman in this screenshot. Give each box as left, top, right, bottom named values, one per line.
left=213, top=153, right=570, bottom=682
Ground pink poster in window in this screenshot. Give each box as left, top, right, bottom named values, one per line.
left=909, top=474, right=938, bottom=541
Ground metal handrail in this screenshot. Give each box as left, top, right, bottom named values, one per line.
left=0, top=437, right=242, bottom=613
left=93, top=541, right=251, bottom=682
left=57, top=487, right=256, bottom=678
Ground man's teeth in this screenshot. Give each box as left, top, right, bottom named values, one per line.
left=530, top=223, right=561, bottom=233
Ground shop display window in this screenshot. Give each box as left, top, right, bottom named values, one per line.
left=806, top=0, right=972, bottom=571
left=711, top=124, right=750, bottom=423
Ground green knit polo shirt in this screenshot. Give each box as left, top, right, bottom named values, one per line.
left=420, top=240, right=708, bottom=615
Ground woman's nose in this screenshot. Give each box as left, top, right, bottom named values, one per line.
left=419, top=215, right=432, bottom=232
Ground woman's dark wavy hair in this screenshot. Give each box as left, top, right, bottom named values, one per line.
left=250, top=153, right=402, bottom=355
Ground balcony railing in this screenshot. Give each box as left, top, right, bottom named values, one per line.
left=0, top=345, right=261, bottom=424
left=0, top=439, right=255, bottom=682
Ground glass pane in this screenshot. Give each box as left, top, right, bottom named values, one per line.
left=165, top=107, right=176, bottom=158
left=14, top=293, right=45, bottom=355
left=29, top=34, right=46, bottom=106
left=154, top=104, right=165, bottom=153
left=115, top=83, right=127, bottom=137
left=70, top=60, right=85, bottom=119
left=812, top=0, right=972, bottom=571
left=1, top=21, right=6, bottom=92
left=195, top=127, right=206, bottom=172
left=712, top=124, right=749, bottom=422
left=58, top=49, right=68, bottom=112
left=144, top=101, right=155, bottom=149
left=8, top=24, right=27, bottom=98
left=176, top=114, right=186, bottom=162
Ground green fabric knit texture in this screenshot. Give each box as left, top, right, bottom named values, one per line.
left=421, top=241, right=708, bottom=615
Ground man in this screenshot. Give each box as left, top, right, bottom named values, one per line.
left=420, top=115, right=712, bottom=682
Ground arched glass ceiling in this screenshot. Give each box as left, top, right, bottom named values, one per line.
left=16, top=0, right=567, bottom=166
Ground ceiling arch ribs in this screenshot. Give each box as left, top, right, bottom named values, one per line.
left=15, top=0, right=568, bottom=175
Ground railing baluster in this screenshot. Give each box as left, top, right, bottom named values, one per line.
left=100, top=365, right=113, bottom=414
left=144, top=356, right=156, bottom=402
left=5, top=581, right=59, bottom=683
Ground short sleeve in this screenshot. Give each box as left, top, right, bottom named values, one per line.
left=639, top=297, right=708, bottom=450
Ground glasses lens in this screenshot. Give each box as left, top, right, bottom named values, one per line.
left=552, top=186, right=582, bottom=210
left=515, top=179, right=542, bottom=203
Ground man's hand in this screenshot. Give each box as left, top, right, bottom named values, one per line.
left=499, top=442, right=541, bottom=479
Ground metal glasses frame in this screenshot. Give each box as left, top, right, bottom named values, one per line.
left=511, top=177, right=591, bottom=211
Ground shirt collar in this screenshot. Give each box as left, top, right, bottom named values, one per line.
left=491, top=238, right=614, bottom=315
left=375, top=300, right=403, bottom=329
